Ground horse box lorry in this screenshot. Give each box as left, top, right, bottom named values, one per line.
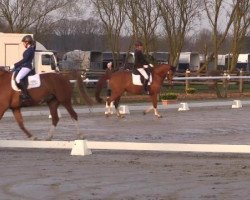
left=0, top=33, right=58, bottom=73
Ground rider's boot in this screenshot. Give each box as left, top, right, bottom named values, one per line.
left=143, top=79, right=150, bottom=95
left=17, top=80, right=32, bottom=106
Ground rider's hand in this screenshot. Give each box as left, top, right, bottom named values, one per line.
left=149, top=64, right=154, bottom=67
left=10, top=64, right=15, bottom=69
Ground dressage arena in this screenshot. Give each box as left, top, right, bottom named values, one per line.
left=1, top=100, right=250, bottom=199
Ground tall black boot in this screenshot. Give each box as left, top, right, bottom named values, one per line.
left=17, top=81, right=32, bottom=106
left=143, top=79, right=149, bottom=95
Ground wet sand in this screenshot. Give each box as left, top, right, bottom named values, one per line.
left=0, top=104, right=250, bottom=199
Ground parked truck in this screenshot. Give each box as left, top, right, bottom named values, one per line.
left=0, top=32, right=58, bottom=73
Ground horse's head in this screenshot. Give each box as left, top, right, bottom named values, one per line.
left=153, top=64, right=175, bottom=85
left=166, top=65, right=175, bottom=85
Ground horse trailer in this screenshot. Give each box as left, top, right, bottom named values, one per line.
left=177, top=52, right=200, bottom=72
left=0, top=32, right=58, bottom=73
left=61, top=50, right=103, bottom=71
left=237, top=54, right=250, bottom=71
left=149, top=52, right=170, bottom=64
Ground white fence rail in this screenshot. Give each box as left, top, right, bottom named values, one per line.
left=70, top=75, right=250, bottom=83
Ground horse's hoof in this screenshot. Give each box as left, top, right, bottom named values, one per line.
left=45, top=137, right=52, bottom=141
left=29, top=136, right=38, bottom=140
left=157, top=115, right=163, bottom=118
left=143, top=111, right=146, bottom=115
left=118, top=114, right=125, bottom=118
left=77, top=134, right=85, bottom=140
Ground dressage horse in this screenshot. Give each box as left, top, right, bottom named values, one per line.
left=0, top=68, right=93, bottom=140
left=95, top=64, right=175, bottom=117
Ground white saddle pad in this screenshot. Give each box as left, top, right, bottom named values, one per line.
left=132, top=74, right=152, bottom=86
left=11, top=74, right=41, bottom=91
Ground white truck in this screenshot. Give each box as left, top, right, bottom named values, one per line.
left=0, top=32, right=58, bottom=73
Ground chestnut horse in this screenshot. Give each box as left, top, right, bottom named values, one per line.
left=95, top=64, right=175, bottom=117
left=0, top=68, right=93, bottom=140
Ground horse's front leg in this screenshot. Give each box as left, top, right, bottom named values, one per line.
left=105, top=98, right=114, bottom=117
left=114, top=97, right=124, bottom=118
left=12, top=108, right=37, bottom=140
left=143, top=94, right=162, bottom=118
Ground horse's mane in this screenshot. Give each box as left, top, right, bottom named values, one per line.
left=0, top=67, right=10, bottom=76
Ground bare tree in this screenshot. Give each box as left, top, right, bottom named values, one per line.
left=229, top=0, right=250, bottom=72
left=157, top=0, right=202, bottom=67
left=0, top=0, right=78, bottom=39
left=50, top=18, right=105, bottom=51
left=91, top=0, right=126, bottom=68
left=124, top=0, right=160, bottom=54
left=203, top=0, right=239, bottom=70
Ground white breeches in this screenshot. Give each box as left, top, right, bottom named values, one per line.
left=137, top=67, right=149, bottom=80
left=15, top=67, right=31, bottom=83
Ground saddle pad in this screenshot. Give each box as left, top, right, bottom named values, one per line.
left=132, top=74, right=152, bottom=86
left=11, top=74, right=41, bottom=91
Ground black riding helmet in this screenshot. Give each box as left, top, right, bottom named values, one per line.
left=21, top=35, right=34, bottom=44
left=135, top=41, right=143, bottom=47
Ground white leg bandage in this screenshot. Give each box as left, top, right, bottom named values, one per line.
left=15, top=67, right=31, bottom=83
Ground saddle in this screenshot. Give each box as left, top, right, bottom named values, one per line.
left=12, top=70, right=41, bottom=91
left=132, top=68, right=152, bottom=86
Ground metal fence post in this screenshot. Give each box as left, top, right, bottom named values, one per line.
left=239, top=69, right=243, bottom=93
left=185, top=69, right=190, bottom=91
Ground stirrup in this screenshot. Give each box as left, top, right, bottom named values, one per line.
left=144, top=90, right=150, bottom=95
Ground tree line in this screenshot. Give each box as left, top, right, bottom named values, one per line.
left=0, top=0, right=249, bottom=72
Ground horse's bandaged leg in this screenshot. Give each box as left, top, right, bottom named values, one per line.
left=153, top=108, right=161, bottom=118
left=143, top=106, right=154, bottom=115
left=47, top=125, right=56, bottom=140
left=72, top=119, right=84, bottom=139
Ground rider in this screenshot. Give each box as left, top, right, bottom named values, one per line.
left=105, top=62, right=114, bottom=97
left=13, top=35, right=35, bottom=102
left=134, top=41, right=153, bottom=95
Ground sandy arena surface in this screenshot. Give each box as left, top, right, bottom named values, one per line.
left=0, top=102, right=250, bottom=200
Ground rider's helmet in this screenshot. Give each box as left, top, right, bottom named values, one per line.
left=135, top=40, right=143, bottom=47
left=21, top=35, right=34, bottom=44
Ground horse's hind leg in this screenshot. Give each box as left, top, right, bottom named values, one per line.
left=47, top=100, right=60, bottom=140
left=12, top=108, right=37, bottom=140
left=61, top=101, right=83, bottom=139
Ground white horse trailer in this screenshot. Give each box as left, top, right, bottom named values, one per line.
left=177, top=52, right=200, bottom=71
left=237, top=54, right=250, bottom=71
left=0, top=32, right=58, bottom=73
left=61, top=50, right=103, bottom=70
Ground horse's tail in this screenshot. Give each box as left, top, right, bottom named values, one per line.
left=95, top=74, right=109, bottom=103
left=76, top=72, right=94, bottom=106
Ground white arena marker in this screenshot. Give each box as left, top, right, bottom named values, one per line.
left=71, top=140, right=92, bottom=156
left=119, top=105, right=130, bottom=114
left=178, top=102, right=190, bottom=111
left=232, top=100, right=242, bottom=108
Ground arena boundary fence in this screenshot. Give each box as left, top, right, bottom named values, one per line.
left=1, top=140, right=250, bottom=156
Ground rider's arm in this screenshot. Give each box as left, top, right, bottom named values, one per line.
left=14, top=47, right=34, bottom=68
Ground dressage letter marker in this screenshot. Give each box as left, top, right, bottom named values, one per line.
left=232, top=100, right=242, bottom=108
left=0, top=140, right=92, bottom=156
left=178, top=102, right=190, bottom=111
